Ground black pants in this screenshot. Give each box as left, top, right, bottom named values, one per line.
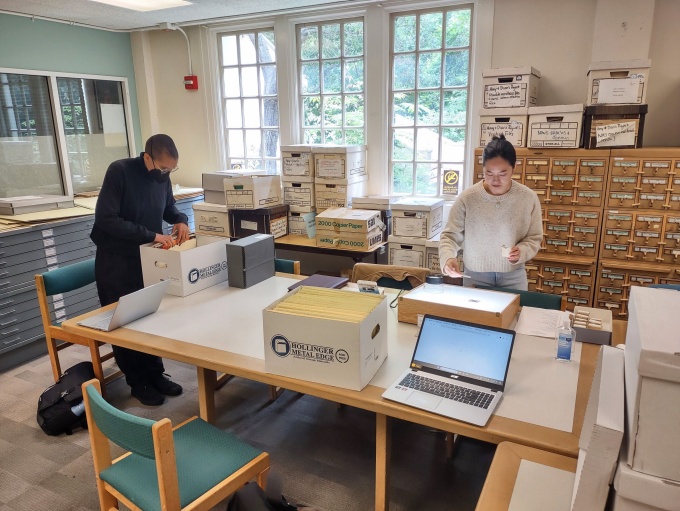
left=95, top=249, right=165, bottom=388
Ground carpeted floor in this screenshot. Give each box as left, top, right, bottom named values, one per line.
left=0, top=345, right=496, bottom=511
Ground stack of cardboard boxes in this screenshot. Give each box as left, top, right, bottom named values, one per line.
left=315, top=208, right=384, bottom=252
left=281, top=145, right=316, bottom=236
left=387, top=197, right=445, bottom=271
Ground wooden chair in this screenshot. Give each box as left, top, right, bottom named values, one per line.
left=476, top=285, right=567, bottom=311
left=35, top=259, right=122, bottom=393
left=274, top=258, right=301, bottom=275
left=82, top=379, right=269, bottom=511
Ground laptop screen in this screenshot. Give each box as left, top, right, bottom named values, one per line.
left=412, top=316, right=515, bottom=387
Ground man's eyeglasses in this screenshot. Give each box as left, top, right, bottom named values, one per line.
left=152, top=158, right=179, bottom=175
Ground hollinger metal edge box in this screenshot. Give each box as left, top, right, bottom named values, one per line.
left=140, top=235, right=230, bottom=297
left=263, top=288, right=388, bottom=391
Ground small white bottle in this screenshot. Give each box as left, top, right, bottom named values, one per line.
left=555, top=317, right=575, bottom=362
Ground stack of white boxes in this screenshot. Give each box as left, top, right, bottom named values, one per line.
left=351, top=196, right=399, bottom=243
left=610, top=286, right=680, bottom=511
left=281, top=145, right=316, bottom=236
left=387, top=197, right=445, bottom=270
left=314, top=145, right=368, bottom=213
left=479, top=66, right=540, bottom=148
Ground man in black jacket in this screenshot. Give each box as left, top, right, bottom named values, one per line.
left=91, top=134, right=189, bottom=406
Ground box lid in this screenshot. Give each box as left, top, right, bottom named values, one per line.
left=352, top=196, right=400, bottom=207
left=528, top=104, right=584, bottom=115
left=584, top=104, right=648, bottom=115
left=0, top=195, right=73, bottom=207
left=387, top=234, right=427, bottom=247
left=482, top=66, right=541, bottom=78
left=312, top=144, right=367, bottom=154
left=232, top=204, right=289, bottom=216
left=281, top=144, right=315, bottom=153
left=613, top=458, right=680, bottom=510
left=192, top=201, right=228, bottom=213
left=626, top=286, right=680, bottom=382
left=479, top=107, right=529, bottom=116
left=392, top=197, right=445, bottom=211
left=202, top=170, right=267, bottom=190
left=588, top=59, right=651, bottom=73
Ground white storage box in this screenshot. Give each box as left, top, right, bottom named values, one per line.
left=612, top=457, right=680, bottom=511
left=482, top=66, right=541, bottom=108
left=192, top=202, right=231, bottom=237
left=202, top=170, right=267, bottom=204
left=388, top=235, right=427, bottom=267
left=351, top=196, right=400, bottom=210
left=587, top=59, right=651, bottom=106
left=263, top=287, right=388, bottom=391
left=316, top=207, right=383, bottom=234
left=315, top=179, right=367, bottom=210
left=528, top=104, right=584, bottom=148
left=140, top=235, right=230, bottom=297
left=479, top=108, right=528, bottom=147
left=224, top=175, right=282, bottom=210
left=624, top=286, right=680, bottom=482
left=316, top=227, right=383, bottom=251
left=283, top=181, right=315, bottom=212
left=425, top=233, right=441, bottom=272
left=288, top=210, right=314, bottom=235
left=391, top=197, right=444, bottom=239
left=313, top=145, right=367, bottom=184
left=281, top=144, right=315, bottom=182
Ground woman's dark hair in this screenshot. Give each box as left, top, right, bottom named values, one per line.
left=145, top=134, right=178, bottom=160
left=482, top=134, right=516, bottom=167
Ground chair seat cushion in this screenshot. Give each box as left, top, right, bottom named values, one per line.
left=100, top=418, right=262, bottom=511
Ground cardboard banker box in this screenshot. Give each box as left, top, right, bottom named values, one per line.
left=624, top=286, right=680, bottom=482
left=140, top=235, right=230, bottom=297
left=224, top=175, right=282, bottom=210
left=263, top=287, right=388, bottom=391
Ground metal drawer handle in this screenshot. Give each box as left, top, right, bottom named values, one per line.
left=1, top=327, right=19, bottom=336
left=0, top=300, right=12, bottom=307
left=0, top=309, right=16, bottom=318
left=0, top=272, right=8, bottom=278
left=4, top=337, right=22, bottom=346
left=0, top=318, right=17, bottom=327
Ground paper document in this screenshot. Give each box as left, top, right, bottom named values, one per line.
left=514, top=306, right=570, bottom=338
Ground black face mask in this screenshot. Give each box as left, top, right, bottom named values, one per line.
left=149, top=169, right=170, bottom=183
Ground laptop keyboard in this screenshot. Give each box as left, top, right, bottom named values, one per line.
left=399, top=373, right=494, bottom=409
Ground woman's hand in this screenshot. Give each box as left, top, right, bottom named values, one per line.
left=508, top=246, right=521, bottom=264
left=443, top=258, right=463, bottom=278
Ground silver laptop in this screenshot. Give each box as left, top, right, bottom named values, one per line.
left=78, top=280, right=170, bottom=332
left=382, top=314, right=516, bottom=427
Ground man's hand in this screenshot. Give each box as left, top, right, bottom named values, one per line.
left=172, top=223, right=190, bottom=244
left=443, top=258, right=463, bottom=278
left=508, top=246, right=521, bottom=264
left=154, top=233, right=175, bottom=249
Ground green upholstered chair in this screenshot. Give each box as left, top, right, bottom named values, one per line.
left=82, top=379, right=270, bottom=511
left=35, top=259, right=121, bottom=392
left=476, top=285, right=566, bottom=311
left=274, top=258, right=301, bottom=275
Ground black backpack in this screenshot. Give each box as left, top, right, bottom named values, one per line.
left=36, top=361, right=95, bottom=436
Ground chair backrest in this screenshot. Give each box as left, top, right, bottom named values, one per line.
left=649, top=284, right=680, bottom=291
left=351, top=263, right=433, bottom=290
left=274, top=258, right=301, bottom=275
left=41, top=258, right=96, bottom=296
left=85, top=383, right=157, bottom=459
left=476, top=285, right=565, bottom=311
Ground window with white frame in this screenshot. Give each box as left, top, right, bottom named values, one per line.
left=389, top=6, right=472, bottom=196
left=297, top=19, right=365, bottom=145
left=218, top=29, right=281, bottom=174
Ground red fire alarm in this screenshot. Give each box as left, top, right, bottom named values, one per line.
left=184, top=75, right=198, bottom=90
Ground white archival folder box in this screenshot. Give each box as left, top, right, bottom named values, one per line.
left=624, top=286, right=680, bottom=481
left=570, top=345, right=625, bottom=510
left=612, top=455, right=680, bottom=511
left=263, top=288, right=388, bottom=391
left=508, top=460, right=575, bottom=511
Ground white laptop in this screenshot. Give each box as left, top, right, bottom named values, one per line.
left=382, top=314, right=516, bottom=427
left=78, top=280, right=170, bottom=332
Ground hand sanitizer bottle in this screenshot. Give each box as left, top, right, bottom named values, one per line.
left=555, top=316, right=575, bottom=362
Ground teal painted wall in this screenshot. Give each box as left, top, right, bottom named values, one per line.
left=0, top=13, right=142, bottom=151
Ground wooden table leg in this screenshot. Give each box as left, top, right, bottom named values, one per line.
left=375, top=413, right=391, bottom=511
left=197, top=367, right=217, bottom=424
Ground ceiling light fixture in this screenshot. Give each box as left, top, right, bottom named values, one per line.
left=87, top=0, right=193, bottom=12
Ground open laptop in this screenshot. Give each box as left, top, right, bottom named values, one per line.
left=77, top=280, right=170, bottom=332
left=382, top=314, right=516, bottom=427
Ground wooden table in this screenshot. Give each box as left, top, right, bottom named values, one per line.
left=275, top=233, right=387, bottom=264
left=64, top=277, right=603, bottom=511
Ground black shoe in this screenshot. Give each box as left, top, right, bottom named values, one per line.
left=131, top=384, right=165, bottom=406
left=150, top=373, right=183, bottom=396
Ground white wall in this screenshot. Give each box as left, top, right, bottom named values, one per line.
left=133, top=0, right=680, bottom=190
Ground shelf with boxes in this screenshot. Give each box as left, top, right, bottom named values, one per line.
left=387, top=198, right=445, bottom=270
